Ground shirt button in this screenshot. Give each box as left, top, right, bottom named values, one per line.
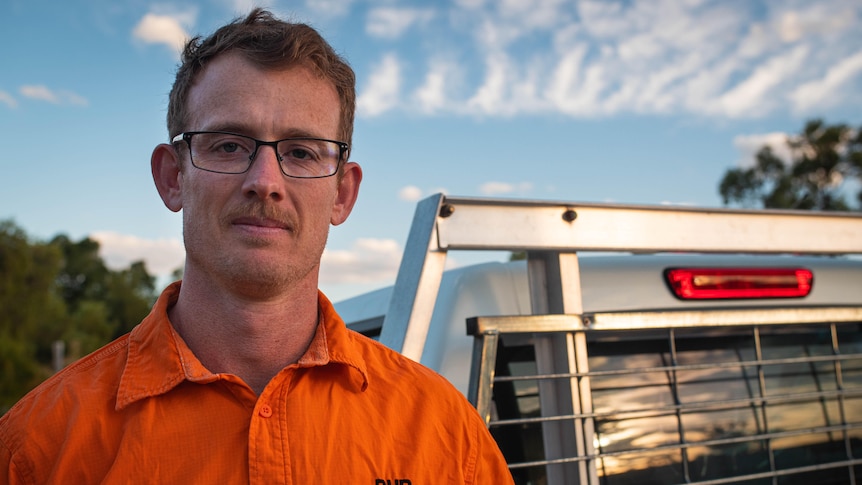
left=259, top=404, right=273, bottom=418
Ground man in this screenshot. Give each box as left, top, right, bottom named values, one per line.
left=0, top=9, right=514, bottom=484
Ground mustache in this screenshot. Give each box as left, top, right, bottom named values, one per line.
left=223, top=202, right=296, bottom=230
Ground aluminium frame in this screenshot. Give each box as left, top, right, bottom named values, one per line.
left=377, top=193, right=862, bottom=484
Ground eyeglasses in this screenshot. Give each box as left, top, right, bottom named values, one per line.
left=172, top=131, right=349, bottom=179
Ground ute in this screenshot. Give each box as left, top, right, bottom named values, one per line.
left=336, top=194, right=862, bottom=485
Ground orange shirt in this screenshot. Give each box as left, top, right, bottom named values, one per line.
left=0, top=282, right=514, bottom=484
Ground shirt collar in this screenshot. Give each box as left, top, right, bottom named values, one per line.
left=116, top=282, right=368, bottom=410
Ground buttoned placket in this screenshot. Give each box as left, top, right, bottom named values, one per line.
left=248, top=368, right=293, bottom=485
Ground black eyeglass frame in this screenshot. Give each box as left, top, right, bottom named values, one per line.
left=171, top=131, right=350, bottom=179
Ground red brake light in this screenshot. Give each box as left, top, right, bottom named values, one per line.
left=664, top=268, right=813, bottom=300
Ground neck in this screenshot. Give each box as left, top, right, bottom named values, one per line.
left=168, top=268, right=320, bottom=395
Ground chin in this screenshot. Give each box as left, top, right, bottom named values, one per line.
left=225, top=260, right=316, bottom=298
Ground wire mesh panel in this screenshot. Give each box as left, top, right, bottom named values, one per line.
left=468, top=313, right=862, bottom=485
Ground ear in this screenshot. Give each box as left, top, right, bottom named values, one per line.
left=330, top=161, right=362, bottom=226
left=151, top=143, right=184, bottom=212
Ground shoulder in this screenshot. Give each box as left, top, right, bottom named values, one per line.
left=0, top=335, right=130, bottom=449
left=349, top=330, right=461, bottom=393
left=343, top=331, right=514, bottom=484
left=340, top=329, right=487, bottom=430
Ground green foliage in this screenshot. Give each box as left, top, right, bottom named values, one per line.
left=105, top=261, right=156, bottom=338
left=52, top=234, right=109, bottom=313
left=0, top=221, right=157, bottom=413
left=719, top=119, right=862, bottom=211
left=64, top=301, right=112, bottom=360
left=0, top=221, right=65, bottom=410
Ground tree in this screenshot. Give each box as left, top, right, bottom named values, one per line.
left=719, top=119, right=862, bottom=211
left=0, top=222, right=158, bottom=413
left=0, top=221, right=66, bottom=411
left=105, top=261, right=156, bottom=338
left=52, top=235, right=110, bottom=313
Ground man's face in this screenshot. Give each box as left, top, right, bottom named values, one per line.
left=163, top=52, right=360, bottom=299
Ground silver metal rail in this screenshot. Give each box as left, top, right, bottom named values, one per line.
left=467, top=313, right=862, bottom=484
left=376, top=194, right=862, bottom=485
left=380, top=194, right=862, bottom=360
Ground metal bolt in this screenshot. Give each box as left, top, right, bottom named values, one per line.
left=562, top=209, right=577, bottom=222
left=440, top=204, right=455, bottom=218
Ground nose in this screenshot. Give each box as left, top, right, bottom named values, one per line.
left=241, top=144, right=285, bottom=201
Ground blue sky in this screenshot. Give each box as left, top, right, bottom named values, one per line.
left=2, top=0, right=862, bottom=301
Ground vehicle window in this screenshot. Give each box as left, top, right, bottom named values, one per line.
left=489, top=322, right=862, bottom=485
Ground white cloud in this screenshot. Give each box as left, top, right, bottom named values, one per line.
left=791, top=50, right=862, bottom=113
left=414, top=59, right=460, bottom=114
left=468, top=53, right=545, bottom=116
left=546, top=45, right=601, bottom=116
left=19, top=85, right=88, bottom=106
left=576, top=0, right=628, bottom=39
left=777, top=4, right=855, bottom=43
left=225, top=0, right=274, bottom=15
left=398, top=185, right=423, bottom=202
left=305, top=0, right=356, bottom=17
left=20, top=85, right=56, bottom=102
left=90, top=231, right=185, bottom=276
left=132, top=11, right=195, bottom=56
left=498, top=0, right=567, bottom=31
left=364, top=0, right=862, bottom=120
left=713, top=45, right=809, bottom=118
left=454, top=0, right=485, bottom=9
left=682, top=56, right=741, bottom=113
left=366, top=7, right=435, bottom=39
left=659, top=200, right=697, bottom=207
left=733, top=132, right=794, bottom=168
left=0, top=90, right=17, bottom=108
left=357, top=53, right=402, bottom=117
left=473, top=0, right=567, bottom=49
left=778, top=11, right=805, bottom=43
left=320, top=238, right=402, bottom=285
left=479, top=181, right=533, bottom=196
left=62, top=91, right=88, bottom=106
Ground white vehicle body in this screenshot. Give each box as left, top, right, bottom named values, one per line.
left=336, top=195, right=862, bottom=485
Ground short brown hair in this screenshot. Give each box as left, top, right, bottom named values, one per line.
left=167, top=8, right=356, bottom=146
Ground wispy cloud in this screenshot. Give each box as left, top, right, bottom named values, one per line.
left=132, top=9, right=196, bottom=56
left=357, top=53, right=402, bottom=117
left=0, top=90, right=17, bottom=109
left=414, top=59, right=459, bottom=114
left=479, top=181, right=533, bottom=196
left=397, top=185, right=448, bottom=202
left=305, top=0, right=356, bottom=17
left=777, top=3, right=856, bottom=43
left=90, top=231, right=185, bottom=276
left=358, top=0, right=862, bottom=120
left=20, top=85, right=58, bottom=103
left=224, top=0, right=273, bottom=15
left=320, top=238, right=402, bottom=285
left=398, top=185, right=423, bottom=202
left=712, top=45, right=809, bottom=118
left=366, top=7, right=435, bottom=39
left=791, top=50, right=862, bottom=113
left=733, top=132, right=794, bottom=168
left=19, top=85, right=88, bottom=106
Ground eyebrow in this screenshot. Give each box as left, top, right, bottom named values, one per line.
left=201, top=123, right=329, bottom=140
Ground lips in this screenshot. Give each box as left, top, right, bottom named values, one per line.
left=225, top=204, right=296, bottom=234
left=232, top=216, right=290, bottom=230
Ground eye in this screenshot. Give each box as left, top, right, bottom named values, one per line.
left=197, top=133, right=254, bottom=157
left=218, top=142, right=241, bottom=154
left=287, top=147, right=313, bottom=160
left=280, top=142, right=322, bottom=162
